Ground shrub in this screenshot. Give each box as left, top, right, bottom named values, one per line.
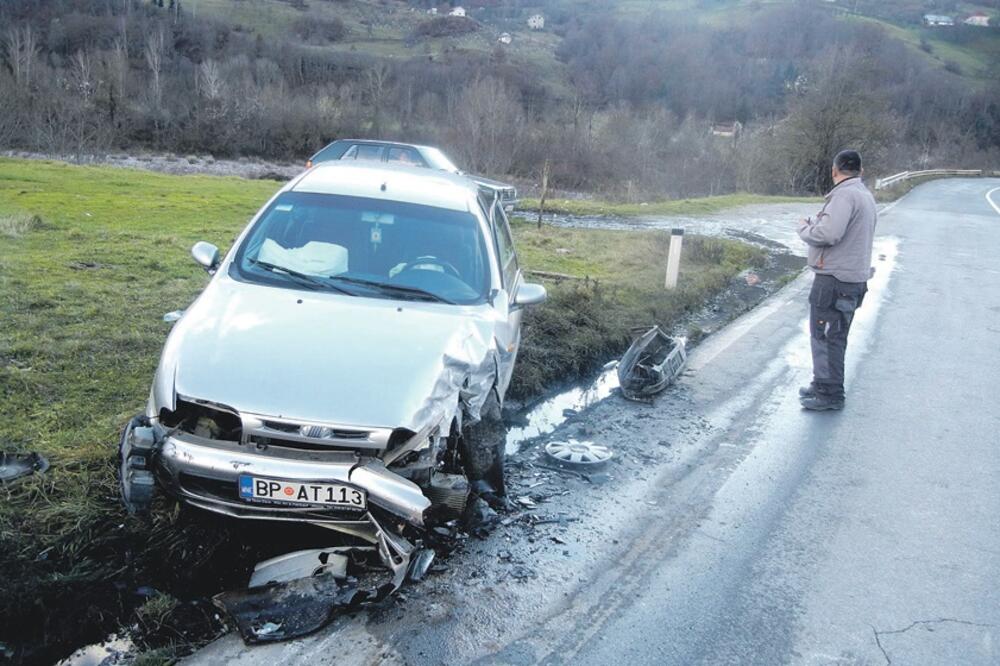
left=414, top=16, right=480, bottom=38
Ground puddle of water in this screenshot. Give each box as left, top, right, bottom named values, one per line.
left=55, top=634, right=135, bottom=666
left=506, top=237, right=900, bottom=456
left=505, top=366, right=620, bottom=454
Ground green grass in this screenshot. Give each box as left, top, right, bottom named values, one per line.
left=519, top=193, right=820, bottom=218
left=847, top=15, right=998, bottom=80
left=0, top=159, right=275, bottom=662
left=0, top=157, right=771, bottom=661
left=508, top=219, right=767, bottom=398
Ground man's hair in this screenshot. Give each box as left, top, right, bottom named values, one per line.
left=834, top=150, right=862, bottom=175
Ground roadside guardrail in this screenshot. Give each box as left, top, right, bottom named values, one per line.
left=875, top=169, right=987, bottom=190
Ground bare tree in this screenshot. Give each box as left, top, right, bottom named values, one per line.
left=110, top=37, right=129, bottom=106
left=198, top=59, right=224, bottom=101
left=774, top=53, right=893, bottom=193
left=452, top=76, right=524, bottom=175
left=365, top=63, right=390, bottom=138
left=64, top=49, right=102, bottom=159
left=4, top=26, right=39, bottom=90
left=144, top=29, right=166, bottom=112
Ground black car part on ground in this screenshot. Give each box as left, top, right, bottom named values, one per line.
left=0, top=451, right=49, bottom=483
left=119, top=415, right=158, bottom=514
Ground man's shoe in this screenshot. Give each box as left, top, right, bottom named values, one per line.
left=798, top=384, right=816, bottom=398
left=799, top=394, right=844, bottom=411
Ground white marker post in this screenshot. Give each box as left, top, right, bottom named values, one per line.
left=664, top=228, right=684, bottom=289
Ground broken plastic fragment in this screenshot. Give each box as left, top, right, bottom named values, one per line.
left=248, top=548, right=356, bottom=588
left=406, top=549, right=435, bottom=582
left=255, top=622, right=281, bottom=636
left=213, top=574, right=366, bottom=644
left=0, top=452, right=49, bottom=483
left=617, top=326, right=687, bottom=402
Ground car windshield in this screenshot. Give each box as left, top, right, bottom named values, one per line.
left=421, top=147, right=461, bottom=174
left=232, top=192, right=489, bottom=305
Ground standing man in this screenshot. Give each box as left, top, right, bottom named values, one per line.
left=797, top=150, right=878, bottom=411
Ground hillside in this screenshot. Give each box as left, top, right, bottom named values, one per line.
left=1, top=0, right=997, bottom=197
left=191, top=0, right=998, bottom=85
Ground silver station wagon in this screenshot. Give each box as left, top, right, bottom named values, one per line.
left=119, top=162, right=545, bottom=581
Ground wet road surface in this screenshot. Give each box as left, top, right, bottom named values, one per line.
left=188, top=179, right=1000, bottom=665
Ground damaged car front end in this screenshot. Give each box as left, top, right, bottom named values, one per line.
left=120, top=162, right=545, bottom=601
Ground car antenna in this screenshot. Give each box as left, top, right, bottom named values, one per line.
left=380, top=182, right=387, bottom=192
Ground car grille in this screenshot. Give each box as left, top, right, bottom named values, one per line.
left=240, top=415, right=392, bottom=454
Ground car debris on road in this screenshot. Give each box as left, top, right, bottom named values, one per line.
left=617, top=326, right=688, bottom=402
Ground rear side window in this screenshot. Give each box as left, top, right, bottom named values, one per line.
left=311, top=142, right=349, bottom=164
left=387, top=147, right=425, bottom=167
left=343, top=144, right=383, bottom=162
left=494, top=204, right=518, bottom=289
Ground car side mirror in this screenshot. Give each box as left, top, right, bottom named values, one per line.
left=513, top=282, right=547, bottom=308
left=191, top=241, right=220, bottom=272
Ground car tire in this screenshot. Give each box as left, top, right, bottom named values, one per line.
left=460, top=390, right=507, bottom=497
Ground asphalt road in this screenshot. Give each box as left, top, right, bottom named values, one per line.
left=189, top=178, right=1000, bottom=665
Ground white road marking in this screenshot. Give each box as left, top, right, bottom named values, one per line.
left=987, top=186, right=1000, bottom=217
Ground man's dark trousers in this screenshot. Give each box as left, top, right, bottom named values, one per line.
left=809, top=273, right=868, bottom=399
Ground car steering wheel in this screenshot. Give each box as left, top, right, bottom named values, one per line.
left=398, top=255, right=462, bottom=279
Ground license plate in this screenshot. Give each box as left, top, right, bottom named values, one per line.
left=239, top=475, right=366, bottom=509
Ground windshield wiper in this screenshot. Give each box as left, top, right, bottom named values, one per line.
left=329, top=275, right=455, bottom=304
left=248, top=259, right=351, bottom=295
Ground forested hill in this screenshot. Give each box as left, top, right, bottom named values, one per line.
left=2, top=0, right=998, bottom=197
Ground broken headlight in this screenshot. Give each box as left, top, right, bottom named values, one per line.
left=382, top=414, right=447, bottom=468
left=158, top=397, right=242, bottom=441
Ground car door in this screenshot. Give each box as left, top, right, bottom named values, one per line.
left=489, top=199, right=522, bottom=398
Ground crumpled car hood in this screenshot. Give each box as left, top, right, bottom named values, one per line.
left=153, top=277, right=499, bottom=431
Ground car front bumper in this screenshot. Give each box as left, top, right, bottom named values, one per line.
left=155, top=431, right=431, bottom=529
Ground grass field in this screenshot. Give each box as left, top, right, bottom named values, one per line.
left=520, top=193, right=820, bottom=218
left=0, top=158, right=769, bottom=662
left=847, top=14, right=999, bottom=80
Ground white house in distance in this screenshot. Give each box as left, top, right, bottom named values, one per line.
left=450, top=6, right=466, bottom=17
left=527, top=14, right=544, bottom=30
left=923, top=14, right=955, bottom=26
left=498, top=32, right=512, bottom=45
left=963, top=14, right=990, bottom=27
left=710, top=121, right=743, bottom=138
